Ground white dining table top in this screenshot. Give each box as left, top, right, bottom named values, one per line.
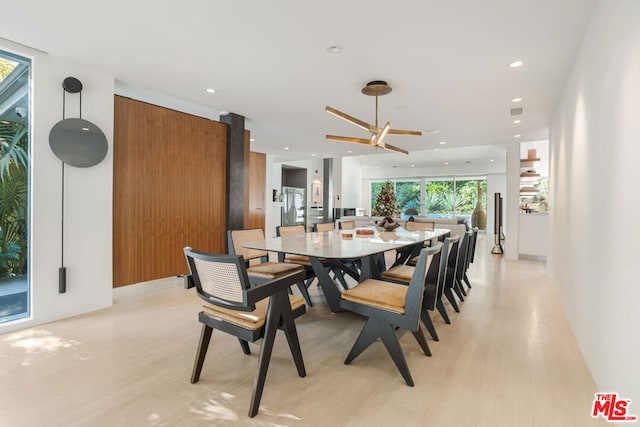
left=242, top=227, right=451, bottom=259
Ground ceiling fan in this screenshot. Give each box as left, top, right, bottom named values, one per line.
left=325, top=80, right=422, bottom=155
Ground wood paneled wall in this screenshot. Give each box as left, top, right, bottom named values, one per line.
left=246, top=151, right=266, bottom=230
left=113, top=96, right=227, bottom=287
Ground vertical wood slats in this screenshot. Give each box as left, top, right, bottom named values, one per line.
left=113, top=96, right=227, bottom=287
left=246, top=151, right=266, bottom=230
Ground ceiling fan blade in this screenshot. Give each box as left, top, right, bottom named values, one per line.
left=325, top=106, right=373, bottom=132
left=326, top=134, right=373, bottom=145
left=379, top=141, right=409, bottom=155
left=387, top=128, right=422, bottom=136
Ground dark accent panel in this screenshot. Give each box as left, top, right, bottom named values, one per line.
left=282, top=168, right=306, bottom=188
left=221, top=113, right=246, bottom=232
left=323, top=159, right=333, bottom=221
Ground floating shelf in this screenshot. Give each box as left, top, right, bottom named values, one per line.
left=520, top=158, right=541, bottom=168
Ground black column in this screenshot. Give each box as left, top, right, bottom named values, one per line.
left=220, top=113, right=246, bottom=234
left=323, top=158, right=333, bottom=221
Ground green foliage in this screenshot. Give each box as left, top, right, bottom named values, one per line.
left=0, top=122, right=28, bottom=277
left=396, top=181, right=420, bottom=213
left=372, top=181, right=400, bottom=217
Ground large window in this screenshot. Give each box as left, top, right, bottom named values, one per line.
left=370, top=175, right=487, bottom=229
left=0, top=49, right=30, bottom=323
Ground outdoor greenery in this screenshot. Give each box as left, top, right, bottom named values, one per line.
left=0, top=121, right=28, bottom=277
left=371, top=178, right=487, bottom=216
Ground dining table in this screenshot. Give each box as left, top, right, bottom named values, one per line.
left=243, top=226, right=451, bottom=312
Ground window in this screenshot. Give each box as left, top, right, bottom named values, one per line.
left=370, top=175, right=487, bottom=229
left=0, top=49, right=30, bottom=323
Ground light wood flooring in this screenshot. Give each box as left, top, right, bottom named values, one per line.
left=0, top=236, right=606, bottom=426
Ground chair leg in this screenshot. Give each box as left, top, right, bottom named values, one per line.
left=463, top=273, right=472, bottom=289
left=191, top=324, right=213, bottom=384
left=296, top=281, right=313, bottom=307
left=453, top=281, right=465, bottom=301
left=411, top=324, right=432, bottom=357
left=436, top=300, right=451, bottom=324
left=238, top=338, right=251, bottom=355
left=344, top=318, right=381, bottom=365
left=379, top=322, right=414, bottom=386
left=420, top=309, right=439, bottom=341
left=248, top=293, right=281, bottom=418
left=280, top=296, right=306, bottom=378
left=444, top=288, right=460, bottom=312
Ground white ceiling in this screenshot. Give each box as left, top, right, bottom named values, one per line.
left=2, top=0, right=596, bottom=163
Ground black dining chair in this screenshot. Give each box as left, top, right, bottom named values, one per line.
left=228, top=228, right=312, bottom=306
left=184, top=247, right=307, bottom=418
left=340, top=246, right=437, bottom=386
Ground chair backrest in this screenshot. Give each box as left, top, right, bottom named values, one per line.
left=315, top=222, right=335, bottom=232
left=404, top=245, right=441, bottom=329
left=445, top=235, right=461, bottom=288
left=405, top=221, right=435, bottom=231
left=338, top=220, right=356, bottom=230
left=228, top=229, right=268, bottom=262
left=468, top=228, right=478, bottom=264
left=424, top=241, right=445, bottom=308
left=184, top=247, right=253, bottom=311
left=455, top=231, right=472, bottom=280
left=277, top=225, right=306, bottom=237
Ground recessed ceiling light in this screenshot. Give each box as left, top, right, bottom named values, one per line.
left=514, top=134, right=522, bottom=138
left=376, top=166, right=380, bottom=169
left=249, top=138, right=255, bottom=142
left=284, top=146, right=289, bottom=150
left=509, top=60, right=524, bottom=68
left=311, top=153, right=316, bottom=157
left=206, top=88, right=217, bottom=93
left=326, top=45, right=342, bottom=54
left=411, top=164, right=415, bottom=168
left=513, top=119, right=521, bottom=124
left=512, top=97, right=522, bottom=102
left=490, top=159, right=495, bottom=162
left=444, top=162, right=449, bottom=165
left=439, top=141, right=447, bottom=145
left=347, top=150, right=352, bottom=153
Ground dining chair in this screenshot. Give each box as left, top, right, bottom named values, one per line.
left=340, top=247, right=437, bottom=386
left=443, top=234, right=464, bottom=312
left=452, top=231, right=472, bottom=300
left=228, top=229, right=312, bottom=306
left=338, top=220, right=356, bottom=230
left=314, top=222, right=335, bottom=232
left=404, top=221, right=435, bottom=231
left=380, top=242, right=445, bottom=341
left=183, top=247, right=307, bottom=418
left=462, top=228, right=478, bottom=289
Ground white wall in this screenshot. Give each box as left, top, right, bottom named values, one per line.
left=1, top=42, right=114, bottom=333
left=549, top=0, right=640, bottom=403
left=340, top=157, right=362, bottom=209
left=504, top=144, right=520, bottom=259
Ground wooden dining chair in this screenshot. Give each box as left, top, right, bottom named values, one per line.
left=314, top=222, right=335, bottom=232
left=380, top=242, right=445, bottom=342
left=338, top=220, right=356, bottom=230
left=340, top=247, right=437, bottom=386
left=228, top=229, right=312, bottom=306
left=183, top=247, right=307, bottom=418
left=404, top=221, right=435, bottom=231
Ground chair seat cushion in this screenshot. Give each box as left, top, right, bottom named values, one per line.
left=341, top=279, right=407, bottom=314
left=284, top=255, right=312, bottom=266
left=247, top=262, right=303, bottom=279
left=202, top=295, right=306, bottom=330
left=380, top=265, right=415, bottom=283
